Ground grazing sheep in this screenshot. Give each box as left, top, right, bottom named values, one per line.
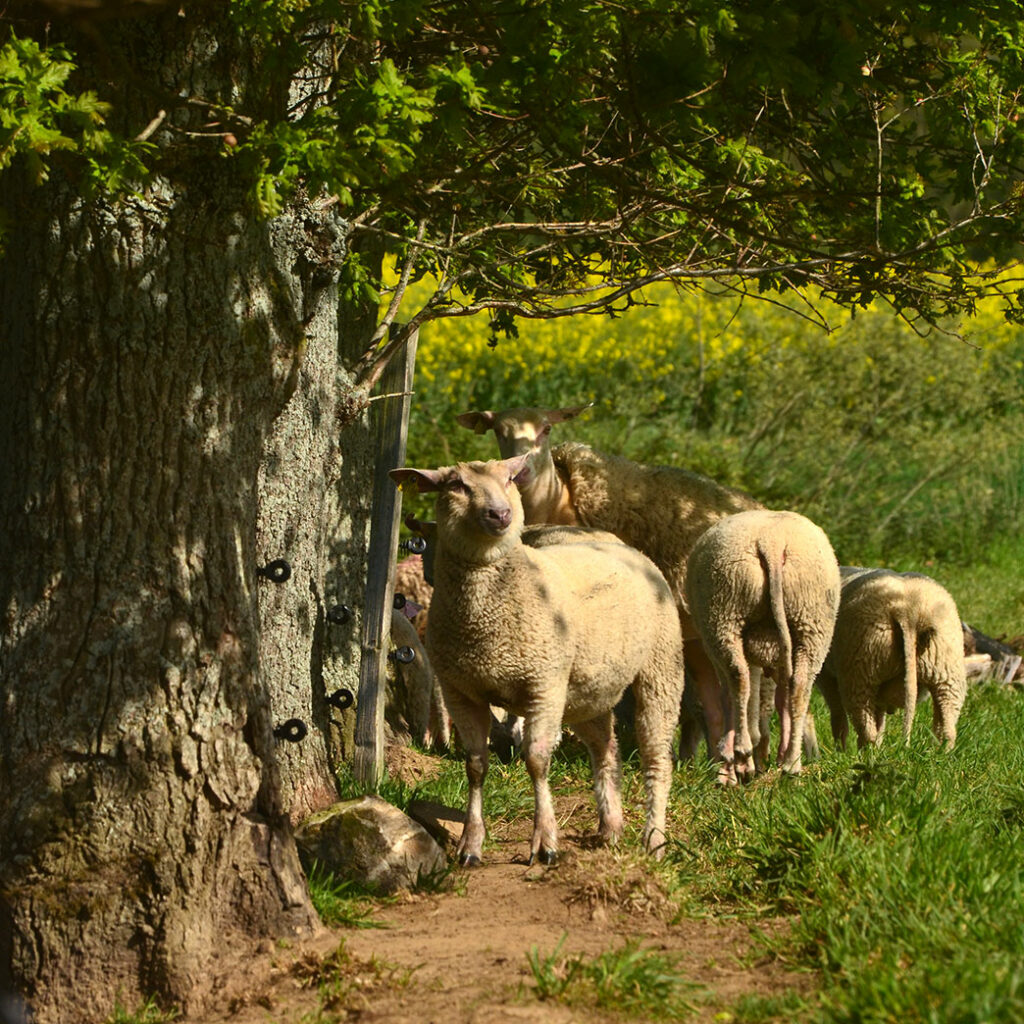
left=390, top=456, right=686, bottom=865
left=816, top=567, right=967, bottom=750
left=457, top=404, right=760, bottom=781
left=684, top=510, right=840, bottom=778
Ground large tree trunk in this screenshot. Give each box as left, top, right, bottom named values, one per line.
left=255, top=227, right=376, bottom=823
left=0, top=11, right=371, bottom=1021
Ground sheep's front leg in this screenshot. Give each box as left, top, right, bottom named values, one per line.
left=444, top=689, right=493, bottom=866
left=753, top=669, right=775, bottom=772
left=816, top=672, right=848, bottom=750
left=521, top=714, right=564, bottom=865
left=571, top=712, right=624, bottom=844
left=931, top=688, right=959, bottom=749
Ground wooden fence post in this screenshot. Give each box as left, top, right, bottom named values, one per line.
left=353, top=328, right=418, bottom=787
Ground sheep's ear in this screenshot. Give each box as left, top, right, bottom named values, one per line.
left=546, top=402, right=593, bottom=424
left=404, top=513, right=437, bottom=539
left=455, top=410, right=495, bottom=434
left=504, top=453, right=532, bottom=486
left=390, top=467, right=447, bottom=493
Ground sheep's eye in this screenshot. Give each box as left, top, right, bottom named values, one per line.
left=539, top=424, right=552, bottom=439
left=444, top=477, right=469, bottom=494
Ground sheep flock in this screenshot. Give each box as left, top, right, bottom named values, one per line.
left=389, top=403, right=1007, bottom=866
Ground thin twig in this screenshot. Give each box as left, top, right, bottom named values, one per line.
left=135, top=109, right=166, bottom=141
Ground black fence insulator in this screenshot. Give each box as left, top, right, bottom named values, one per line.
left=273, top=718, right=307, bottom=742
left=400, top=536, right=428, bottom=554
left=327, top=688, right=354, bottom=711
left=327, top=604, right=353, bottom=625
left=393, top=592, right=407, bottom=610
left=257, top=559, right=292, bottom=583
left=389, top=646, right=416, bottom=665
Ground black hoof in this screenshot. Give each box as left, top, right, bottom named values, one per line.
left=530, top=848, right=557, bottom=866
left=459, top=853, right=482, bottom=868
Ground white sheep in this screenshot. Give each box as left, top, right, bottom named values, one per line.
left=815, top=567, right=967, bottom=749
left=684, top=509, right=840, bottom=778
left=390, top=455, right=686, bottom=865
left=399, top=517, right=621, bottom=759
left=457, top=404, right=761, bottom=782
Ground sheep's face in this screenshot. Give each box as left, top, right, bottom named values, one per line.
left=492, top=411, right=554, bottom=460
left=455, top=405, right=591, bottom=464
left=390, top=458, right=530, bottom=561
left=440, top=460, right=526, bottom=540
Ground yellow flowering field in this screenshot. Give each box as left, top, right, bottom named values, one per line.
left=393, top=274, right=1024, bottom=570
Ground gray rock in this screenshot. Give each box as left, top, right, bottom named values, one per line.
left=295, top=795, right=447, bottom=894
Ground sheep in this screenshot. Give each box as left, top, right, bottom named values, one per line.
left=387, top=606, right=450, bottom=749
left=389, top=455, right=686, bottom=865
left=684, top=509, right=840, bottom=778
left=457, top=404, right=761, bottom=782
left=815, top=567, right=967, bottom=750
left=400, top=516, right=622, bottom=759
left=394, top=552, right=433, bottom=615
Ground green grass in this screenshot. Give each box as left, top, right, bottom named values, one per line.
left=104, top=999, right=178, bottom=1024
left=306, top=860, right=384, bottom=929
left=667, top=683, right=1024, bottom=1023
left=525, top=933, right=705, bottom=1019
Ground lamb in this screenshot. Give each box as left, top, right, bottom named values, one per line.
left=389, top=455, right=686, bottom=865
left=684, top=509, right=840, bottom=778
left=403, top=515, right=630, bottom=759
left=815, top=567, right=967, bottom=750
left=457, top=404, right=761, bottom=780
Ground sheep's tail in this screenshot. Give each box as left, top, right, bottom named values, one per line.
left=894, top=614, right=920, bottom=743
left=758, top=539, right=794, bottom=683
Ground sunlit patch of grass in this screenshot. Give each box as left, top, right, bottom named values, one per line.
left=525, top=933, right=706, bottom=1019
left=104, top=998, right=178, bottom=1024
left=665, top=683, right=1024, bottom=1023
left=728, top=989, right=815, bottom=1023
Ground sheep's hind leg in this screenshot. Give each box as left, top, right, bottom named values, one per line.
left=445, top=690, right=493, bottom=866
left=571, top=712, right=624, bottom=845
left=686, top=642, right=733, bottom=783
left=779, top=650, right=818, bottom=774
left=522, top=715, right=563, bottom=865
left=634, top=678, right=685, bottom=860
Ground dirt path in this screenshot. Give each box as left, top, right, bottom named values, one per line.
left=205, top=814, right=812, bottom=1024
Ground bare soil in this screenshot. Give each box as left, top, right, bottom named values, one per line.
left=197, top=750, right=815, bottom=1024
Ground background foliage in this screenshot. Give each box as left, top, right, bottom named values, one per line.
left=401, top=282, right=1024, bottom=633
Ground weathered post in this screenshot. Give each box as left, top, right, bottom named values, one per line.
left=353, top=329, right=418, bottom=786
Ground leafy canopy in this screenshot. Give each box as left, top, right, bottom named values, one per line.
left=5, top=1, right=1024, bottom=381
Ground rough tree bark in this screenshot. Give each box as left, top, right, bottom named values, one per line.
left=0, top=10, right=376, bottom=1022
